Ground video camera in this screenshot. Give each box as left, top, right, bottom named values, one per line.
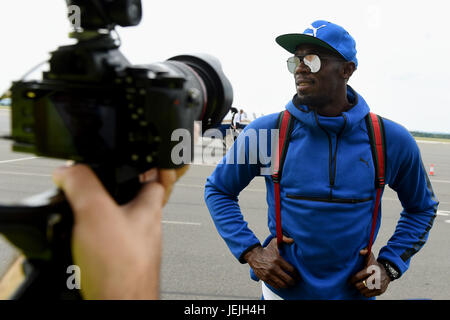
left=0, top=0, right=232, bottom=299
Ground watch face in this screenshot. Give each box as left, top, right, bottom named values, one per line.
left=385, top=262, right=399, bottom=279
left=391, top=268, right=400, bottom=278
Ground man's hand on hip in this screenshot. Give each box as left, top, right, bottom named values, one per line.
left=349, top=248, right=391, bottom=298
left=244, top=237, right=301, bottom=290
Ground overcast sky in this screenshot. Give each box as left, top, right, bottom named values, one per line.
left=1, top=0, right=449, bottom=133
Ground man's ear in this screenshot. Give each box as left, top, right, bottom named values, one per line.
left=341, top=61, right=356, bottom=82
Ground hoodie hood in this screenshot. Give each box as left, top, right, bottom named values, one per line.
left=285, top=86, right=370, bottom=134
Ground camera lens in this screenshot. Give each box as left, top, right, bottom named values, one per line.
left=167, top=54, right=233, bottom=131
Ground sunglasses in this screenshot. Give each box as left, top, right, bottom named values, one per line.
left=286, top=54, right=343, bottom=74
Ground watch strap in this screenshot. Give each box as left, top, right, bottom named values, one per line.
left=378, top=259, right=400, bottom=281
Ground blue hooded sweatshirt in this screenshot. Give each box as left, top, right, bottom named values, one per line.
left=204, top=87, right=438, bottom=300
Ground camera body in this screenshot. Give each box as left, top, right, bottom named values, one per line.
left=11, top=0, right=232, bottom=185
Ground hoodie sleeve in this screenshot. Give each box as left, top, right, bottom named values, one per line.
left=378, top=120, right=438, bottom=276
left=204, top=116, right=276, bottom=263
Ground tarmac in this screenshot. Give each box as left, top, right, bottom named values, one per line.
left=0, top=108, right=448, bottom=300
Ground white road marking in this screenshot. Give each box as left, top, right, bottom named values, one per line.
left=162, top=220, right=201, bottom=226
left=175, top=184, right=204, bottom=189
left=445, top=220, right=450, bottom=224
left=430, top=179, right=450, bottom=184
left=0, top=157, right=39, bottom=164
left=240, top=188, right=266, bottom=192
left=0, top=170, right=50, bottom=177
left=176, top=183, right=265, bottom=193
left=416, top=140, right=450, bottom=145
left=437, top=211, right=450, bottom=216
left=191, top=162, right=219, bottom=167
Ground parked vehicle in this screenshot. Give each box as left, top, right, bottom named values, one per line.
left=0, top=98, right=11, bottom=106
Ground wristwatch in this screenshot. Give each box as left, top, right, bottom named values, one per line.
left=378, top=259, right=400, bottom=281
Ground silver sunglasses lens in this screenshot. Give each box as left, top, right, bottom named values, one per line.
left=304, top=55, right=321, bottom=73
left=287, top=56, right=300, bottom=73
left=287, top=55, right=321, bottom=73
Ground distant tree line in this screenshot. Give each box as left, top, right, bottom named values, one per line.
left=410, top=131, right=450, bottom=139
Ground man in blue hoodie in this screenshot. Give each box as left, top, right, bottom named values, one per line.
left=204, top=20, right=438, bottom=300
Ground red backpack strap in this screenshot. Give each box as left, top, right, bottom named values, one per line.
left=365, top=112, right=387, bottom=258
left=272, top=110, right=294, bottom=247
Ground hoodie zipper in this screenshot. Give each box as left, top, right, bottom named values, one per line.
left=314, top=112, right=347, bottom=200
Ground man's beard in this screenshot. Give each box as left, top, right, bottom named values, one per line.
left=296, top=91, right=330, bottom=110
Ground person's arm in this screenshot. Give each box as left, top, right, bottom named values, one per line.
left=231, top=113, right=236, bottom=129
left=204, top=125, right=262, bottom=262
left=377, top=127, right=438, bottom=276
left=235, top=113, right=241, bottom=125
left=351, top=123, right=438, bottom=297
left=205, top=117, right=300, bottom=289
left=53, top=164, right=184, bottom=299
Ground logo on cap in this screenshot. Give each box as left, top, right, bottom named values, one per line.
left=304, top=24, right=327, bottom=37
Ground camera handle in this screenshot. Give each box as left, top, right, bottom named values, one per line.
left=0, top=166, right=144, bottom=299
left=0, top=188, right=83, bottom=299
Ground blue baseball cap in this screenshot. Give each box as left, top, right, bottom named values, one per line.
left=276, top=20, right=358, bottom=68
